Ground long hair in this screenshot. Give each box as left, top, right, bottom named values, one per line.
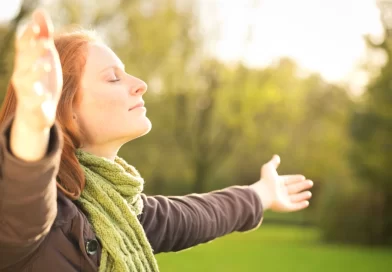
left=0, top=29, right=100, bottom=200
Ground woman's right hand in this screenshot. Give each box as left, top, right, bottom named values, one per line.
left=12, top=9, right=62, bottom=131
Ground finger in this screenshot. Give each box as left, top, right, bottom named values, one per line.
left=32, top=9, right=53, bottom=39
left=14, top=80, right=52, bottom=111
left=32, top=57, right=53, bottom=78
left=15, top=39, right=52, bottom=71
left=290, top=191, right=312, bottom=203
left=270, top=154, right=280, bottom=169
left=282, top=175, right=306, bottom=185
left=287, top=180, right=313, bottom=194
left=16, top=21, right=40, bottom=50
left=17, top=88, right=53, bottom=114
left=289, top=201, right=309, bottom=211
left=12, top=59, right=52, bottom=97
left=44, top=46, right=63, bottom=99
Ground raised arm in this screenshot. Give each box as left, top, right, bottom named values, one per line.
left=139, top=185, right=263, bottom=253
left=0, top=10, right=63, bottom=269
left=0, top=118, right=62, bottom=269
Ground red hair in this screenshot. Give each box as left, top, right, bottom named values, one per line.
left=0, top=29, right=100, bottom=200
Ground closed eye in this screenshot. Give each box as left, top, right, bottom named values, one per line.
left=108, top=78, right=121, bottom=83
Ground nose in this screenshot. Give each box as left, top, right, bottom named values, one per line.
left=129, top=76, right=147, bottom=96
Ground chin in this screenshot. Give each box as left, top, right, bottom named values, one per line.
left=128, top=118, right=152, bottom=140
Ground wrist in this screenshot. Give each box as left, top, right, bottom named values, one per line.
left=15, top=106, right=52, bottom=133
left=249, top=180, right=273, bottom=211
left=11, top=112, right=51, bottom=162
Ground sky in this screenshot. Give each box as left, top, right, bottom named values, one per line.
left=198, top=0, right=383, bottom=94
left=0, top=0, right=384, bottom=93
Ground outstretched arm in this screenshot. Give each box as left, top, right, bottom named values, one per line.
left=139, top=185, right=263, bottom=254
left=139, top=155, right=313, bottom=254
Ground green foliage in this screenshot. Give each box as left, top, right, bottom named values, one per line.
left=345, top=7, right=392, bottom=246
left=318, top=4, right=392, bottom=246
left=318, top=181, right=390, bottom=245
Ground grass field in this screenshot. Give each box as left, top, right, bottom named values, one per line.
left=156, top=224, right=392, bottom=272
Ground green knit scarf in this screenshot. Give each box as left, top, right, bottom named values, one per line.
left=75, top=149, right=159, bottom=272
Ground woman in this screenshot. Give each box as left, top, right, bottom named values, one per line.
left=0, top=10, right=313, bottom=272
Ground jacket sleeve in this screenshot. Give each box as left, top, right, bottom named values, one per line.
left=0, top=116, right=63, bottom=269
left=139, top=185, right=263, bottom=254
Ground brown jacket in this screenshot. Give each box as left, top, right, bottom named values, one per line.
left=0, top=117, right=263, bottom=272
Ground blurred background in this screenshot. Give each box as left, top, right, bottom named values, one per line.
left=0, top=0, right=391, bottom=271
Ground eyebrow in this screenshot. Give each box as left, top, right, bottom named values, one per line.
left=99, top=63, right=125, bottom=74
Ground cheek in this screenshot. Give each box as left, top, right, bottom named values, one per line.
left=96, top=87, right=128, bottom=110
left=89, top=84, right=129, bottom=114
left=78, top=86, right=129, bottom=134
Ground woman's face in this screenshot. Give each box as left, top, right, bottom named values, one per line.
left=74, top=42, right=151, bottom=154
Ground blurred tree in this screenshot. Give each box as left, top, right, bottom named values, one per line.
left=347, top=0, right=392, bottom=245
left=223, top=60, right=354, bottom=225
left=172, top=60, right=244, bottom=193
left=319, top=0, right=392, bottom=246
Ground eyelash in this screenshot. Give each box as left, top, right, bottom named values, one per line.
left=109, top=78, right=121, bottom=83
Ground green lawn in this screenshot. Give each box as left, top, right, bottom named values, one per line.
left=156, top=224, right=392, bottom=272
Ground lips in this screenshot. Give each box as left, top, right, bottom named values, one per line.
left=129, top=101, right=145, bottom=111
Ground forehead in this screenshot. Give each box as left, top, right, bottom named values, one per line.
left=84, top=42, right=123, bottom=73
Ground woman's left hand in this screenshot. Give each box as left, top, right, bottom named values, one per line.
left=249, top=155, right=313, bottom=212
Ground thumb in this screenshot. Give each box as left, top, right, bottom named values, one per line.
left=32, top=9, right=53, bottom=39
left=270, top=154, right=280, bottom=169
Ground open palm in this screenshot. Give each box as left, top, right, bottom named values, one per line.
left=251, top=155, right=313, bottom=212
left=12, top=9, right=62, bottom=130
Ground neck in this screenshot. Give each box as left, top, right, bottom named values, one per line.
left=79, top=145, right=120, bottom=161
